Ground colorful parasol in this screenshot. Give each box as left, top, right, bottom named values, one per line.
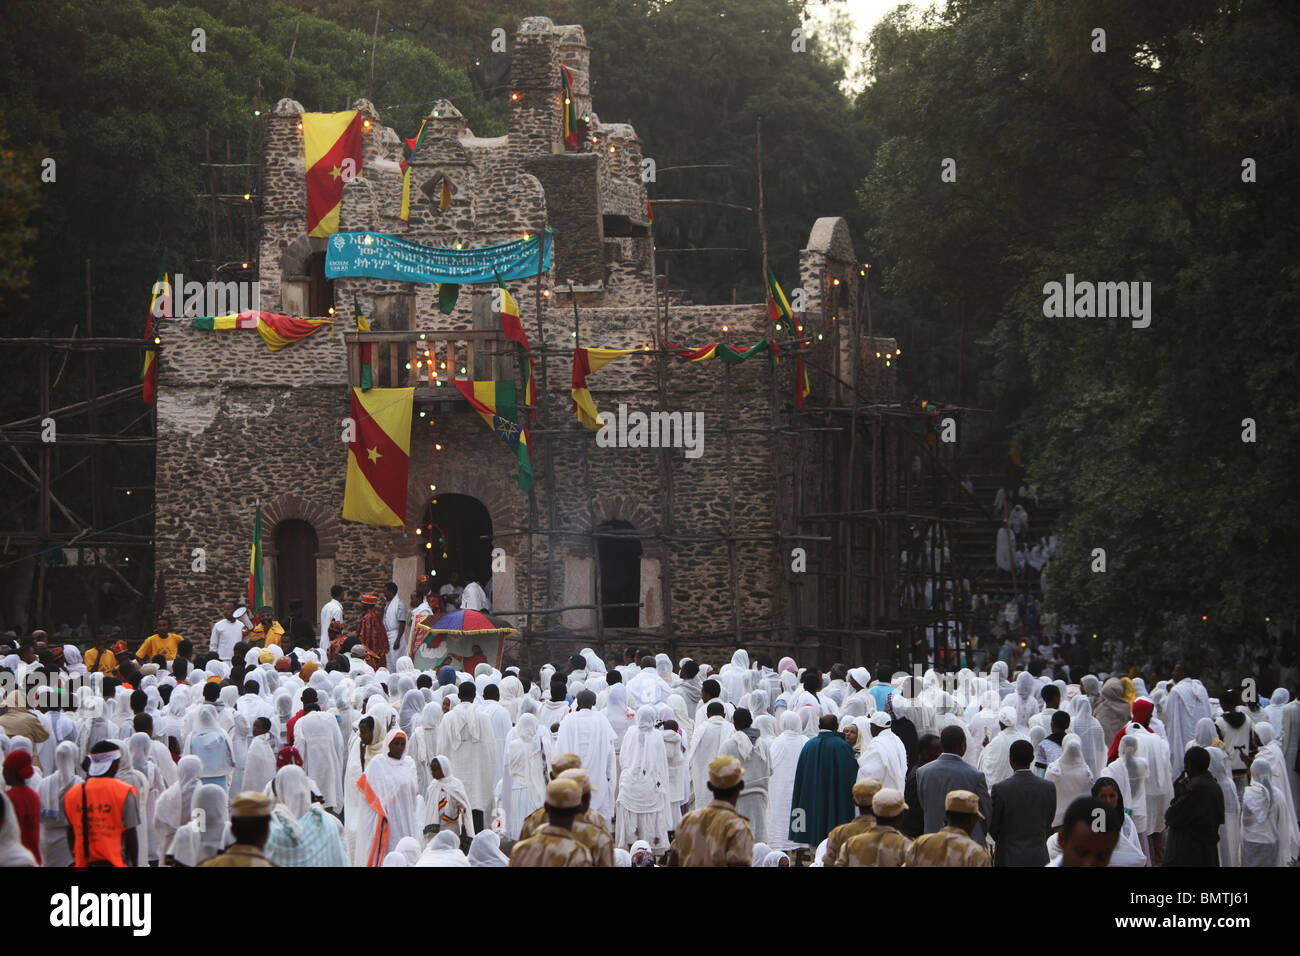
left=415, top=608, right=517, bottom=645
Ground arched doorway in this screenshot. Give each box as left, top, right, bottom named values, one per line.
left=597, top=519, right=641, bottom=628
left=275, top=519, right=318, bottom=618
left=421, top=494, right=493, bottom=590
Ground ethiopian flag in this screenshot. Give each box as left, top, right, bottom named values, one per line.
left=342, top=387, right=414, bottom=526
left=248, top=501, right=264, bottom=611
left=572, top=347, right=637, bottom=429
left=665, top=342, right=719, bottom=362
left=142, top=270, right=169, bottom=406
left=454, top=380, right=533, bottom=492
left=560, top=65, right=579, bottom=147
left=766, top=268, right=793, bottom=327
left=192, top=311, right=329, bottom=351
left=495, top=276, right=535, bottom=416
left=304, top=110, right=365, bottom=237
left=398, top=118, right=428, bottom=222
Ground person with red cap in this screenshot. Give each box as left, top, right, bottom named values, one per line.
left=2, top=750, right=41, bottom=864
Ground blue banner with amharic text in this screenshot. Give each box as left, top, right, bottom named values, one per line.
left=325, top=229, right=552, bottom=284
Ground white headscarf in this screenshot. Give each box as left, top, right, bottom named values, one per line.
left=271, top=764, right=314, bottom=820
left=468, top=830, right=510, bottom=867
left=416, top=828, right=470, bottom=867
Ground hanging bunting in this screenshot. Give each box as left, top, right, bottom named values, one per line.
left=191, top=311, right=331, bottom=351
left=398, top=118, right=428, bottom=222
left=494, top=272, right=536, bottom=418
left=141, top=268, right=169, bottom=406
left=454, top=380, right=533, bottom=492
left=572, top=347, right=638, bottom=429
left=560, top=65, right=579, bottom=147
left=355, top=294, right=373, bottom=392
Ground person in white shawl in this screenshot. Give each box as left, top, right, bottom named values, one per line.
left=408, top=702, right=443, bottom=795
left=979, top=707, right=1030, bottom=789
left=354, top=727, right=420, bottom=867
left=155, top=754, right=202, bottom=856
left=718, top=649, right=751, bottom=704
left=0, top=791, right=36, bottom=867
left=499, top=675, right=526, bottom=723
left=1253, top=722, right=1296, bottom=833
left=555, top=690, right=618, bottom=821
left=626, top=657, right=673, bottom=711
left=616, top=705, right=672, bottom=850
left=242, top=718, right=278, bottom=796
left=185, top=704, right=235, bottom=789
left=264, top=764, right=349, bottom=867
left=1163, top=664, right=1212, bottom=777
left=112, top=737, right=151, bottom=867
left=127, top=732, right=165, bottom=864
left=505, top=714, right=548, bottom=840
left=1241, top=758, right=1300, bottom=867
left=659, top=705, right=688, bottom=825
left=1066, top=693, right=1107, bottom=778
left=35, top=740, right=80, bottom=867
left=603, top=684, right=633, bottom=757
left=766, top=712, right=805, bottom=851
left=1007, top=672, right=1041, bottom=730
left=435, top=682, right=497, bottom=829
left=416, top=827, right=470, bottom=867
left=468, top=829, right=510, bottom=867
left=422, top=754, right=475, bottom=841
left=1105, top=733, right=1149, bottom=846
left=167, top=783, right=232, bottom=866
left=1046, top=735, right=1094, bottom=827
left=856, top=711, right=907, bottom=793
left=718, top=707, right=771, bottom=844
left=687, top=702, right=732, bottom=810
left=1188, top=717, right=1240, bottom=867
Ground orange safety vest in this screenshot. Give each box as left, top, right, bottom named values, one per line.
left=64, top=777, right=136, bottom=867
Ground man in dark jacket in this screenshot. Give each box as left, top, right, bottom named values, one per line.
left=901, top=734, right=942, bottom=838
left=915, top=726, right=992, bottom=844
left=989, top=739, right=1056, bottom=866
left=1163, top=746, right=1225, bottom=867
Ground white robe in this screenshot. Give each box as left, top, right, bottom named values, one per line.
left=626, top=667, right=672, bottom=711
left=354, top=754, right=420, bottom=867
left=686, top=715, right=732, bottom=810
left=242, top=735, right=277, bottom=796
left=479, top=699, right=513, bottom=807
left=1163, top=678, right=1212, bottom=777
left=979, top=726, right=1030, bottom=789
left=294, top=712, right=345, bottom=811
left=766, top=728, right=805, bottom=851
left=555, top=707, right=619, bottom=820
left=435, top=702, right=497, bottom=812
left=857, top=728, right=908, bottom=793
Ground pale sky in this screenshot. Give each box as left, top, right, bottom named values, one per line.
left=806, top=0, right=939, bottom=91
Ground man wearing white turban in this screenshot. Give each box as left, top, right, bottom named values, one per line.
left=856, top=711, right=908, bottom=793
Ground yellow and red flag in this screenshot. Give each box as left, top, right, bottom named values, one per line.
left=343, top=387, right=413, bottom=526
left=454, top=380, right=533, bottom=492
left=398, top=118, right=428, bottom=222
left=304, top=110, right=364, bottom=237
left=571, top=347, right=637, bottom=429
left=495, top=276, right=535, bottom=417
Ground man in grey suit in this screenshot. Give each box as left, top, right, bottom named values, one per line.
left=915, top=726, right=992, bottom=844
left=989, top=739, right=1057, bottom=866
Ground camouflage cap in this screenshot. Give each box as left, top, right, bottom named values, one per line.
left=852, top=778, right=883, bottom=806
left=558, top=767, right=596, bottom=793
left=546, top=778, right=583, bottom=809
left=872, top=787, right=907, bottom=818
left=945, top=789, right=984, bottom=818
left=550, top=752, right=583, bottom=776
left=230, top=791, right=275, bottom=818
left=708, top=754, right=744, bottom=789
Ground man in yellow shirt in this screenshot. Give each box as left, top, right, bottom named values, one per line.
left=246, top=606, right=285, bottom=649
left=83, top=631, right=119, bottom=676
left=135, top=615, right=184, bottom=661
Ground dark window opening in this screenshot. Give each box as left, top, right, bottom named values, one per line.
left=602, top=214, right=650, bottom=239
left=274, top=519, right=318, bottom=619
left=597, top=519, right=641, bottom=628
left=423, top=494, right=493, bottom=591
left=307, top=251, right=334, bottom=317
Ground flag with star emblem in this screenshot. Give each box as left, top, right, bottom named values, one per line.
left=342, top=386, right=413, bottom=526
left=454, top=380, right=533, bottom=492
left=304, top=110, right=365, bottom=238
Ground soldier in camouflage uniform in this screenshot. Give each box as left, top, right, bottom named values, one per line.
left=904, top=789, right=991, bottom=867
left=517, top=752, right=583, bottom=842
left=556, top=767, right=615, bottom=866
left=837, top=787, right=911, bottom=867
left=666, top=755, right=754, bottom=867
left=823, top=778, right=881, bottom=866
left=509, top=778, right=593, bottom=867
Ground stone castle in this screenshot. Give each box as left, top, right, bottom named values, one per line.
left=154, top=17, right=903, bottom=666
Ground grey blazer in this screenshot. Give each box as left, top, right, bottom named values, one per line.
left=989, top=769, right=1057, bottom=866
left=914, top=752, right=992, bottom=844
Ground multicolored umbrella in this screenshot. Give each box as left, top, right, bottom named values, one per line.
left=415, top=608, right=517, bottom=644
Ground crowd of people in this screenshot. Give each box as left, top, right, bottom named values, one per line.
left=2, top=586, right=1298, bottom=868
